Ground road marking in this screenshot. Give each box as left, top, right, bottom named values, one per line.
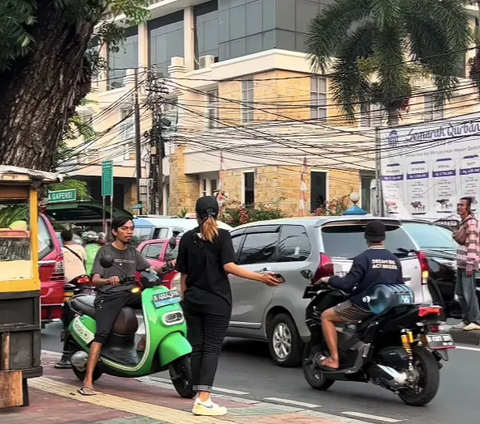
left=138, top=376, right=250, bottom=395
left=264, top=397, right=321, bottom=408
left=457, top=345, right=480, bottom=352
left=342, top=412, right=402, bottom=423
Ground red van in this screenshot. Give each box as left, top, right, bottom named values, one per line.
left=38, top=214, right=65, bottom=325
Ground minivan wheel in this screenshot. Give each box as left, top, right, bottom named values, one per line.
left=268, top=313, right=303, bottom=367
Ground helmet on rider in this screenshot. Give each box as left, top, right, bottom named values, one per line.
left=82, top=230, right=99, bottom=244
left=97, top=232, right=107, bottom=245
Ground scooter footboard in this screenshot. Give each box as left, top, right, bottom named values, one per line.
left=159, top=331, right=192, bottom=367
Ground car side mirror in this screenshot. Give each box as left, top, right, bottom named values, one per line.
left=100, top=255, right=113, bottom=268
left=168, top=236, right=176, bottom=250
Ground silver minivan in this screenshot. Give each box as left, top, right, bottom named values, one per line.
left=227, top=216, right=432, bottom=367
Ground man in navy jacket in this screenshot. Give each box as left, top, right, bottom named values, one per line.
left=318, top=220, right=404, bottom=369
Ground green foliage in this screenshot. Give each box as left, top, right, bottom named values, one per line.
left=0, top=0, right=150, bottom=72
left=177, top=207, right=189, bottom=218
left=221, top=201, right=287, bottom=227
left=0, top=205, right=28, bottom=228
left=49, top=179, right=90, bottom=199
left=305, top=0, right=471, bottom=125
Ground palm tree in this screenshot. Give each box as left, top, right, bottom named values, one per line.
left=305, top=0, right=471, bottom=126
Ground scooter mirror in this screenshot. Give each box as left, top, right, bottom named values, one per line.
left=168, top=236, right=177, bottom=250
left=100, top=255, right=114, bottom=268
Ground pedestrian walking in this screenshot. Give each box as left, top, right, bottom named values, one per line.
left=175, top=196, right=282, bottom=416
left=453, top=197, right=480, bottom=331
left=61, top=230, right=87, bottom=284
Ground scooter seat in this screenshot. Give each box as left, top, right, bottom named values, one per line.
left=71, top=295, right=96, bottom=318
left=71, top=295, right=139, bottom=335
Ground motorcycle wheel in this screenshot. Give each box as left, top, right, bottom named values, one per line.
left=169, top=356, right=195, bottom=399
left=302, top=342, right=334, bottom=391
left=70, top=343, right=103, bottom=383
left=398, top=346, right=440, bottom=407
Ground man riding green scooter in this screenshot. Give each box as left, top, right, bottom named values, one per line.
left=79, top=217, right=165, bottom=396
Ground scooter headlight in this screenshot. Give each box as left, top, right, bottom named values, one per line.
left=162, top=311, right=184, bottom=326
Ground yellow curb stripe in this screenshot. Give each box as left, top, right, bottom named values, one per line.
left=30, top=377, right=236, bottom=424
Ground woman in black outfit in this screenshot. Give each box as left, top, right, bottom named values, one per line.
left=175, top=196, right=282, bottom=416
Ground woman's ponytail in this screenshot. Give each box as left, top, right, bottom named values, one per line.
left=201, top=216, right=219, bottom=243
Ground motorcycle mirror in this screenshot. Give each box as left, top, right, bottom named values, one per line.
left=301, top=269, right=313, bottom=280
left=100, top=255, right=114, bottom=268
left=168, top=236, right=177, bottom=250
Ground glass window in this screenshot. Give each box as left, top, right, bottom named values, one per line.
left=242, top=80, right=254, bottom=123
left=231, top=233, right=244, bottom=255
left=142, top=243, right=163, bottom=260
left=402, top=222, right=458, bottom=250
left=148, top=12, right=184, bottom=77
left=207, top=90, right=219, bottom=129
left=238, top=232, right=278, bottom=265
left=108, top=27, right=138, bottom=90
left=120, top=108, right=134, bottom=160
left=321, top=224, right=416, bottom=259
left=172, top=227, right=184, bottom=237
left=359, top=103, right=382, bottom=128
left=210, top=179, right=218, bottom=194
left=38, top=216, right=54, bottom=260
left=310, top=76, right=327, bottom=121
left=132, top=227, right=153, bottom=247
left=195, top=1, right=219, bottom=63
left=244, top=172, right=255, bottom=206
left=424, top=94, right=444, bottom=122
left=201, top=179, right=208, bottom=196
left=278, top=225, right=311, bottom=262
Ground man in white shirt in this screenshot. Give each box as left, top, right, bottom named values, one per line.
left=61, top=230, right=87, bottom=283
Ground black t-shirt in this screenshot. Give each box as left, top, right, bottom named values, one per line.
left=175, top=228, right=236, bottom=317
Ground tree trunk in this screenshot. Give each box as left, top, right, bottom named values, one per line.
left=0, top=1, right=103, bottom=171
left=387, top=108, right=399, bottom=127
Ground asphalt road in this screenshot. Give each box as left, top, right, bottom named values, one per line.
left=42, top=322, right=480, bottom=424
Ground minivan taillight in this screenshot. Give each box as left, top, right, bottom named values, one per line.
left=416, top=251, right=429, bottom=285
left=51, top=253, right=65, bottom=281
left=312, top=253, right=334, bottom=284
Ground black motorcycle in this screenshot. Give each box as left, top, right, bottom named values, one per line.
left=301, top=270, right=455, bottom=406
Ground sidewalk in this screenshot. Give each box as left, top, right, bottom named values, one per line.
left=0, top=352, right=370, bottom=424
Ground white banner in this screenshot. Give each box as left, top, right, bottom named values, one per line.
left=380, top=113, right=480, bottom=219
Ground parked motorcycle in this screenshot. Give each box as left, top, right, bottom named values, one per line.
left=65, top=251, right=194, bottom=398
left=301, top=270, right=455, bottom=406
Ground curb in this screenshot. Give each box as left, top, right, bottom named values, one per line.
left=449, top=328, right=480, bottom=345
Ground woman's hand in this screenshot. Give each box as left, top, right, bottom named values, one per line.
left=259, top=273, right=283, bottom=286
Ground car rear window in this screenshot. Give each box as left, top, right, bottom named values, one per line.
left=132, top=227, right=153, bottom=247
left=402, top=222, right=458, bottom=250
left=321, top=224, right=416, bottom=259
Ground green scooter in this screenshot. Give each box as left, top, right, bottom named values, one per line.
left=65, top=249, right=194, bottom=398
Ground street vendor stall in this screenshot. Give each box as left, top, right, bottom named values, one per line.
left=0, top=166, right=62, bottom=408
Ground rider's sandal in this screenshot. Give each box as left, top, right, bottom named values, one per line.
left=78, top=386, right=97, bottom=396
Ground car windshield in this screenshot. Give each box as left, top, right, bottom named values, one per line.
left=402, top=222, right=458, bottom=250
left=321, top=224, right=416, bottom=259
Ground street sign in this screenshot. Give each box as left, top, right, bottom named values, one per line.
left=48, top=189, right=77, bottom=203
left=132, top=204, right=143, bottom=210
left=102, top=160, right=114, bottom=197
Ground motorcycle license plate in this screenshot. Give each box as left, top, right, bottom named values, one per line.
left=426, top=333, right=455, bottom=350
left=153, top=290, right=181, bottom=308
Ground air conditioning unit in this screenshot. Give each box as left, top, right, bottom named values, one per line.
left=199, top=55, right=215, bottom=69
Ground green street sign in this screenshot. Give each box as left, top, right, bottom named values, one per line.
left=48, top=189, right=77, bottom=204
left=132, top=204, right=143, bottom=210
left=102, top=160, right=114, bottom=197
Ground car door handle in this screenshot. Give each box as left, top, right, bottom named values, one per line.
left=403, top=276, right=412, bottom=282
left=258, top=267, right=272, bottom=273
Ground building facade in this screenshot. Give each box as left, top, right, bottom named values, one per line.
left=66, top=0, right=480, bottom=216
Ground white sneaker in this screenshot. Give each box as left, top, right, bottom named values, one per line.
left=463, top=323, right=480, bottom=331
left=453, top=322, right=467, bottom=329
left=192, top=398, right=228, bottom=416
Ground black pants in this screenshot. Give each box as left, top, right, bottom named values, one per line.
left=93, top=291, right=142, bottom=344
left=185, top=308, right=230, bottom=392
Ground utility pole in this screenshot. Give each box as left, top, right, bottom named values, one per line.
left=374, top=126, right=383, bottom=216
left=146, top=67, right=169, bottom=215
left=134, top=68, right=142, bottom=213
